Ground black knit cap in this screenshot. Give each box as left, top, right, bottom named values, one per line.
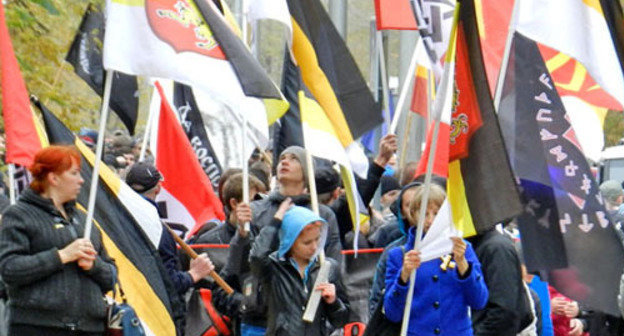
left=380, top=175, right=401, bottom=195
left=315, top=166, right=340, bottom=194
left=126, top=162, right=162, bottom=193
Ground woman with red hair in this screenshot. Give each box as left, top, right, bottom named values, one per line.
left=0, top=145, right=115, bottom=336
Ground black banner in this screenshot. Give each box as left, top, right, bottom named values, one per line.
left=65, top=4, right=139, bottom=134
left=173, top=83, right=223, bottom=191
left=499, top=32, right=624, bottom=316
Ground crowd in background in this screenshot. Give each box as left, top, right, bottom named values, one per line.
left=0, top=128, right=622, bottom=336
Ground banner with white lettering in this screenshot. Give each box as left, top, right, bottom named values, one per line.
left=173, top=83, right=223, bottom=191
left=498, top=32, right=624, bottom=316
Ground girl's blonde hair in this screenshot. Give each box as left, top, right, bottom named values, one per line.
left=408, top=184, right=446, bottom=225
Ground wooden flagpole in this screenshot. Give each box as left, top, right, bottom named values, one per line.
left=83, top=69, right=114, bottom=240
left=302, top=144, right=328, bottom=322
left=163, top=223, right=234, bottom=294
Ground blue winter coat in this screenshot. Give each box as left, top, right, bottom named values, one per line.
left=384, top=227, right=488, bottom=336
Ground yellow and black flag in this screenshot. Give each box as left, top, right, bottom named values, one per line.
left=286, top=0, right=383, bottom=149
left=447, top=0, right=522, bottom=236
left=34, top=99, right=178, bottom=336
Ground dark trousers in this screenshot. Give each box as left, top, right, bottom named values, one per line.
left=9, top=324, right=103, bottom=336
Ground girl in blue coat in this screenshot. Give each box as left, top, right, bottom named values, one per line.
left=384, top=184, right=488, bottom=335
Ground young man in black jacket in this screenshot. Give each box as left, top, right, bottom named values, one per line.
left=224, top=146, right=343, bottom=335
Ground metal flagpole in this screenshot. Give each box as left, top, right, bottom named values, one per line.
left=139, top=87, right=156, bottom=162
left=83, top=69, right=114, bottom=240
left=389, top=38, right=423, bottom=135
left=377, top=30, right=391, bottom=129
left=8, top=164, right=16, bottom=205
left=241, top=112, right=250, bottom=232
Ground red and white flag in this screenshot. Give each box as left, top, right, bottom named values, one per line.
left=413, top=33, right=454, bottom=179
left=409, top=38, right=433, bottom=119
left=152, top=82, right=225, bottom=237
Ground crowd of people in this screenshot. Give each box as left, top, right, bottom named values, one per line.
left=0, top=129, right=622, bottom=336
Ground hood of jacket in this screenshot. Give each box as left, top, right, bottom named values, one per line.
left=278, top=206, right=328, bottom=261
left=389, top=182, right=422, bottom=236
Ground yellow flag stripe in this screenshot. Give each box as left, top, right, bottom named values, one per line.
left=545, top=52, right=571, bottom=72
left=445, top=3, right=461, bottom=64
left=219, top=0, right=243, bottom=37
left=263, top=98, right=290, bottom=125
left=447, top=160, right=477, bottom=237
left=32, top=108, right=49, bottom=148
left=300, top=92, right=341, bottom=138
left=111, top=0, right=144, bottom=6
left=474, top=0, right=486, bottom=40
left=291, top=18, right=353, bottom=147
left=583, top=0, right=604, bottom=16
left=415, top=64, right=429, bottom=79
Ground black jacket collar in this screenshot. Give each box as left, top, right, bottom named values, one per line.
left=20, top=188, right=76, bottom=220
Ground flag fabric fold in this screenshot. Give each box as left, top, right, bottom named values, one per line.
left=498, top=31, right=624, bottom=317
left=35, top=101, right=176, bottom=336
left=152, top=81, right=225, bottom=237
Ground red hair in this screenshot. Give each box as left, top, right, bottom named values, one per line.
left=29, top=145, right=81, bottom=193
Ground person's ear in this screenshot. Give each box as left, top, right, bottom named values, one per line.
left=229, top=198, right=238, bottom=210
left=332, top=188, right=340, bottom=200
left=47, top=172, right=59, bottom=187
